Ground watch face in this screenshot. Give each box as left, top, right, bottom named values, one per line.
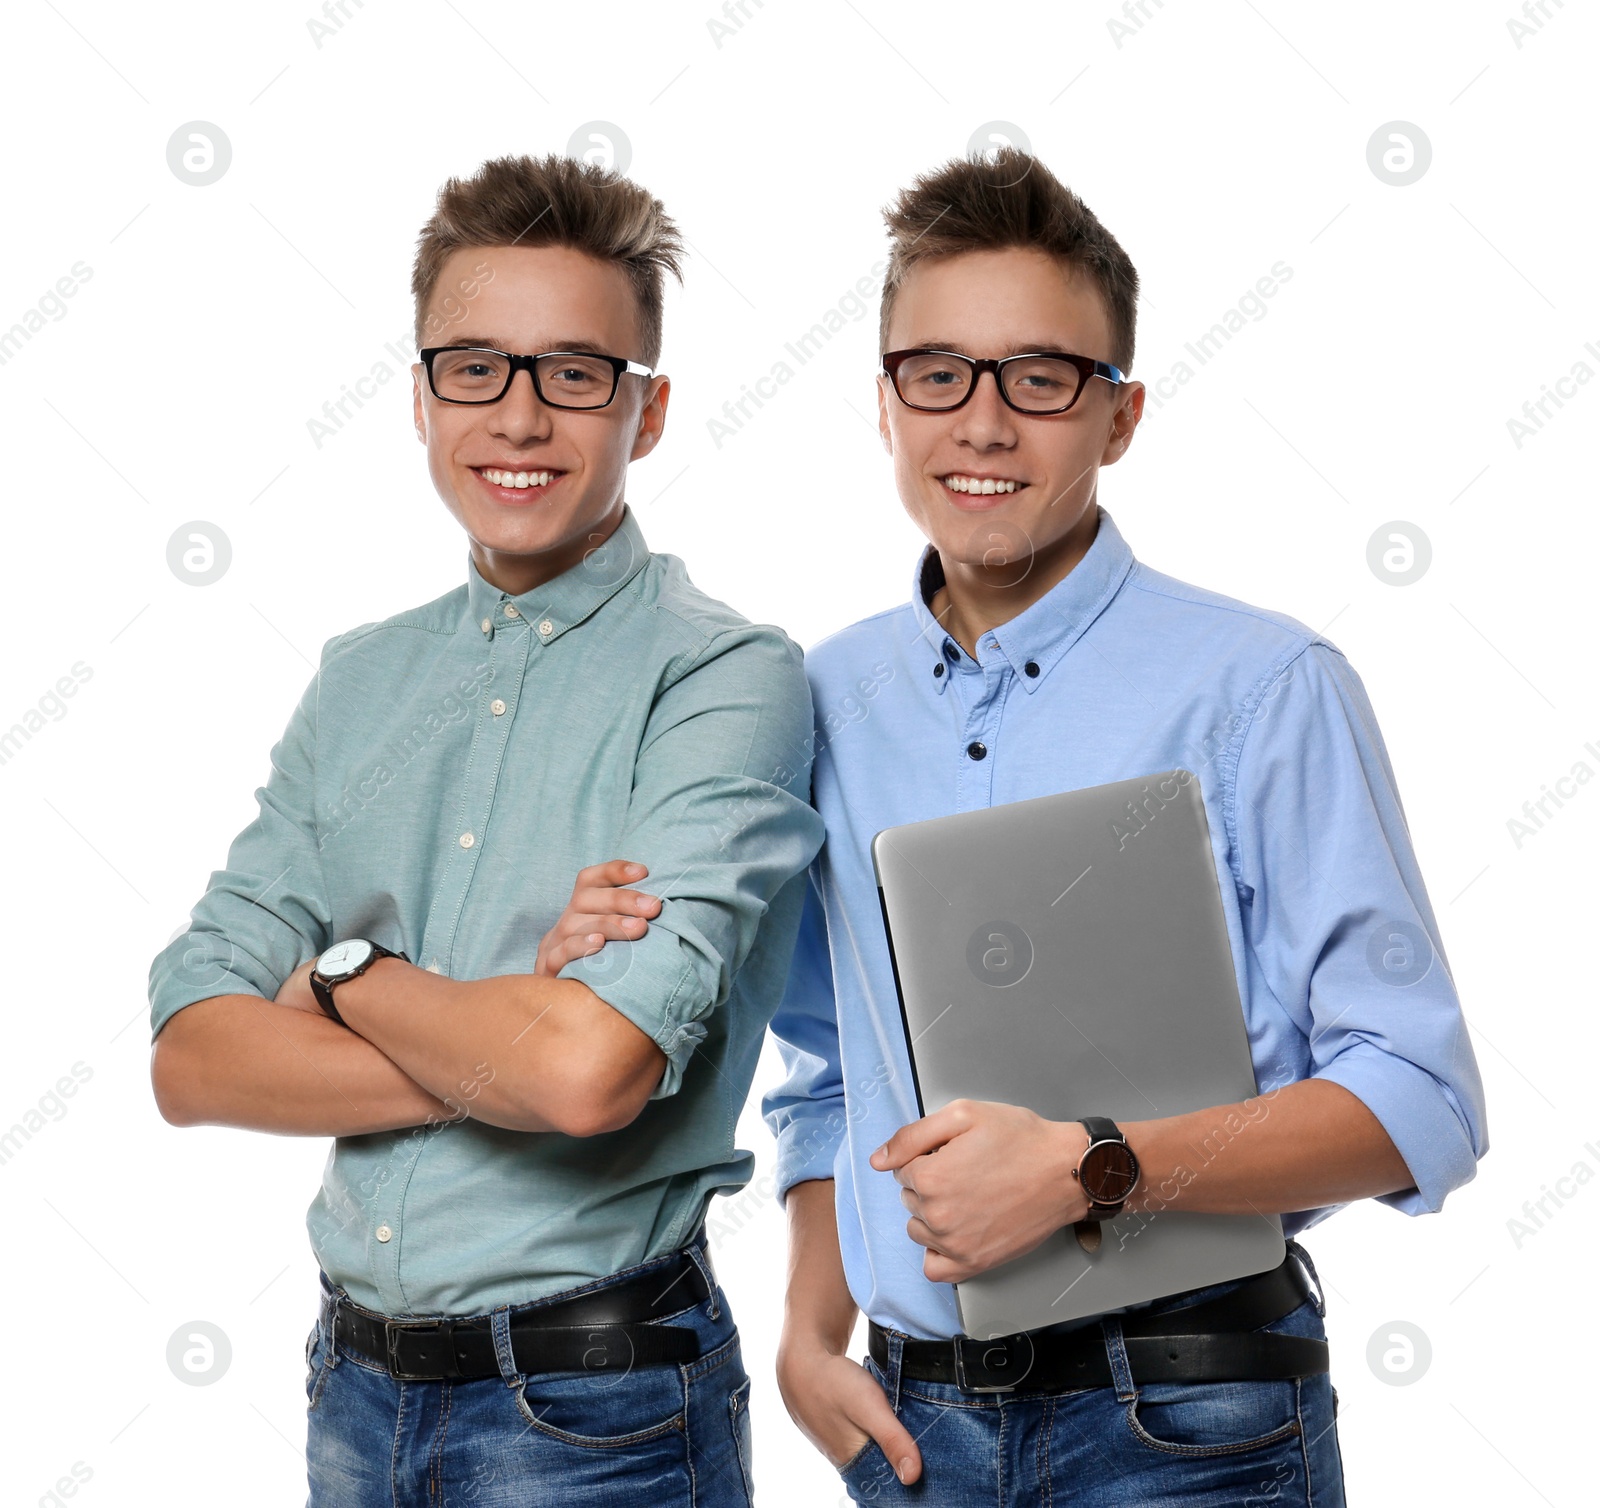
left=317, top=938, right=374, bottom=978
left=1080, top=1140, right=1139, bottom=1204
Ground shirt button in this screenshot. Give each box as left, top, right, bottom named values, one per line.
left=503, top=603, right=520, bottom=618
left=459, top=832, right=475, bottom=849
left=375, top=1224, right=392, bottom=1243
left=491, top=698, right=506, bottom=716
left=538, top=619, right=554, bottom=636
left=480, top=617, right=492, bottom=635
left=967, top=741, right=988, bottom=761
left=933, top=663, right=945, bottom=679
left=942, top=640, right=960, bottom=664
left=1025, top=660, right=1040, bottom=677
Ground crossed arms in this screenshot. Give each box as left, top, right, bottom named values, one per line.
left=149, top=863, right=670, bottom=1139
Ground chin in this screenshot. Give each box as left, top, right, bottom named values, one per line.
left=458, top=490, right=573, bottom=540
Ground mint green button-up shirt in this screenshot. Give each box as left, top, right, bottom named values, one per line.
left=148, top=504, right=825, bottom=1317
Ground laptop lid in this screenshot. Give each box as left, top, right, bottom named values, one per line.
left=871, top=769, right=1285, bottom=1338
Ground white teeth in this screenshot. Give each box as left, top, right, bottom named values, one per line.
left=942, top=475, right=1018, bottom=494
left=482, top=469, right=554, bottom=489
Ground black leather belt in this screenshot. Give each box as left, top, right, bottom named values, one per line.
left=332, top=1248, right=712, bottom=1381
left=871, top=1252, right=1327, bottom=1394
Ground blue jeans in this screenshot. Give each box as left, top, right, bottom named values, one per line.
left=839, top=1241, right=1346, bottom=1507
left=304, top=1236, right=754, bottom=1507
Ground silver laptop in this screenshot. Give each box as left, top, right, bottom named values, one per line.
left=871, top=769, right=1284, bottom=1340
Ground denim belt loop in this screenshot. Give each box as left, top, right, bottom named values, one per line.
left=489, top=1304, right=521, bottom=1389
left=685, top=1236, right=720, bottom=1321
left=881, top=1329, right=906, bottom=1411
left=318, top=1275, right=343, bottom=1373
left=1100, top=1316, right=1138, bottom=1404
left=1286, top=1239, right=1327, bottom=1319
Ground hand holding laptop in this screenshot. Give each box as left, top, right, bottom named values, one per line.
left=871, top=1099, right=1092, bottom=1285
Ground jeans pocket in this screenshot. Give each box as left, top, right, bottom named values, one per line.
left=1123, top=1375, right=1303, bottom=1458
left=728, top=1374, right=755, bottom=1500
left=512, top=1359, right=688, bottom=1449
left=838, top=1436, right=904, bottom=1502
left=836, top=1434, right=878, bottom=1475
left=304, top=1320, right=331, bottom=1413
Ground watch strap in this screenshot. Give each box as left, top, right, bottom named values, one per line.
left=309, top=970, right=346, bottom=1027
left=1079, top=1115, right=1120, bottom=1147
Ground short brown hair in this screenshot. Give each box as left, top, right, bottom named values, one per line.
left=879, top=148, right=1139, bottom=374
left=411, top=154, right=685, bottom=365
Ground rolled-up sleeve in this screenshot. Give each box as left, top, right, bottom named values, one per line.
left=1230, top=640, right=1488, bottom=1214
left=558, top=624, right=826, bottom=1100
left=762, top=867, right=849, bottom=1203
left=148, top=658, right=334, bottom=1041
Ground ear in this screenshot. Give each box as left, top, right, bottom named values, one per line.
left=629, top=374, right=671, bottom=463
left=1100, top=380, right=1144, bottom=466
left=412, top=365, right=427, bottom=443
left=875, top=373, right=894, bottom=456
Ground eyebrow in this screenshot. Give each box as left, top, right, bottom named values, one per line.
left=441, top=336, right=614, bottom=355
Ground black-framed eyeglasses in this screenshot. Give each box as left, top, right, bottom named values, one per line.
left=418, top=346, right=657, bottom=409
left=880, top=348, right=1125, bottom=416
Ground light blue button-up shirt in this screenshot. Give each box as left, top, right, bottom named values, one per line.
left=763, top=505, right=1487, bottom=1340
left=149, top=504, right=825, bottom=1317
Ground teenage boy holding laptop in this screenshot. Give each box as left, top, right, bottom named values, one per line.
left=557, top=147, right=1486, bottom=1504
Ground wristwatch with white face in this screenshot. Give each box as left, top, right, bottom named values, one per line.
left=1071, top=1115, right=1140, bottom=1253
left=308, top=939, right=409, bottom=1027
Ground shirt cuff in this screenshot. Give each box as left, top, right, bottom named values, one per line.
left=148, top=931, right=276, bottom=1041
left=771, top=1099, right=849, bottom=1205
left=561, top=952, right=709, bottom=1102
left=1313, top=1038, right=1482, bottom=1215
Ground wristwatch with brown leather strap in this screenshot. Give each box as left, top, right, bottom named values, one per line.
left=1071, top=1115, right=1140, bottom=1253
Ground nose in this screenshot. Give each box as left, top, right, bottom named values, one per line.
left=486, top=366, right=554, bottom=445
left=951, top=367, right=1017, bottom=447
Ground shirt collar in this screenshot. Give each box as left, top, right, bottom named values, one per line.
left=909, top=504, right=1136, bottom=694
left=465, top=503, right=650, bottom=645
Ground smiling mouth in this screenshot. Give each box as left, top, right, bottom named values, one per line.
left=474, top=466, right=564, bottom=491
left=941, top=474, right=1024, bottom=495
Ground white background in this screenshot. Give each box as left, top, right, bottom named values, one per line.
left=1, top=2, right=1594, bottom=1504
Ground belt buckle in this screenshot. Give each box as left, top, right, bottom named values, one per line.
left=952, top=1332, right=1033, bottom=1394
left=384, top=1317, right=454, bottom=1380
